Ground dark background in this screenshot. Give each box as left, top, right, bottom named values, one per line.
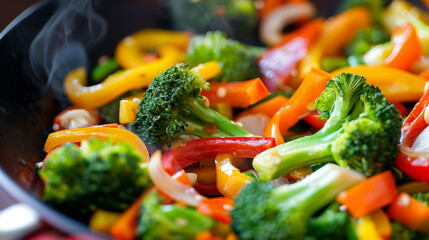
left=0, top=1, right=39, bottom=31
left=0, top=0, right=39, bottom=209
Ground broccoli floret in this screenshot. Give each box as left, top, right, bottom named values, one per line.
left=306, top=202, right=350, bottom=239
left=345, top=25, right=390, bottom=57
left=99, top=90, right=138, bottom=123
left=169, top=0, right=257, bottom=40
left=39, top=138, right=153, bottom=220
left=231, top=164, right=365, bottom=240
left=185, top=31, right=261, bottom=82
left=337, top=0, right=385, bottom=22
left=130, top=63, right=252, bottom=148
left=253, top=73, right=401, bottom=180
left=137, top=190, right=214, bottom=240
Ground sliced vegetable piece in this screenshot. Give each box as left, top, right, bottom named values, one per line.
left=193, top=61, right=222, bottom=80
left=115, top=29, right=189, bottom=69
left=201, top=78, right=270, bottom=108
left=259, top=19, right=323, bottom=91
left=89, top=210, right=121, bottom=234
left=215, top=154, right=253, bottom=197
left=264, top=67, right=331, bottom=144
left=235, top=95, right=289, bottom=119
left=64, top=45, right=184, bottom=109
left=336, top=171, right=397, bottom=218
left=44, top=126, right=149, bottom=161
left=302, top=111, right=326, bottom=130
left=387, top=192, right=429, bottom=233
left=382, top=23, right=422, bottom=71
left=197, top=197, right=234, bottom=224
left=331, top=65, right=427, bottom=102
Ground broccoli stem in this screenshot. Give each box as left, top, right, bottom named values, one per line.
left=189, top=99, right=253, bottom=137
left=270, top=164, right=365, bottom=216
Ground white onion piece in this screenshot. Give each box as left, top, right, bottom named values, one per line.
left=259, top=2, right=316, bottom=46
left=148, top=151, right=205, bottom=207
left=400, top=145, right=429, bottom=159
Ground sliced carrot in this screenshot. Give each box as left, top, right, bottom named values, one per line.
left=236, top=95, right=289, bottom=119
left=197, top=197, right=234, bottom=224
left=337, top=171, right=397, bottom=219
left=387, top=192, right=429, bottom=233
left=263, top=67, right=331, bottom=145
left=201, top=78, right=270, bottom=108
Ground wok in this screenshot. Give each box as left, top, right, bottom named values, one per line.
left=0, top=0, right=424, bottom=238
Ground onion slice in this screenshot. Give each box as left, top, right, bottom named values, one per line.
left=259, top=2, right=316, bottom=46
left=148, top=151, right=205, bottom=207
left=399, top=145, right=429, bottom=159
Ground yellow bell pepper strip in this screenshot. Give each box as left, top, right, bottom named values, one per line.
left=44, top=126, right=149, bottom=161
left=64, top=45, right=184, bottom=109
left=115, top=29, right=190, bottom=69
left=215, top=154, right=253, bottom=198
left=235, top=95, right=289, bottom=119
left=331, top=65, right=427, bottom=102
left=89, top=210, right=121, bottom=234
left=354, top=210, right=392, bottom=240
left=320, top=7, right=372, bottom=57
left=201, top=78, right=270, bottom=108
left=295, top=41, right=323, bottom=87
left=387, top=192, right=429, bottom=234
left=263, top=67, right=331, bottom=145
left=336, top=171, right=397, bottom=219
left=382, top=23, right=422, bottom=71
left=119, top=92, right=144, bottom=124
left=192, top=61, right=222, bottom=81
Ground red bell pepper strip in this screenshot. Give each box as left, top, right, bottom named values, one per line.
left=382, top=24, right=423, bottom=71
left=197, top=197, right=234, bottom=224
left=161, top=137, right=276, bottom=175
left=259, top=19, right=323, bottom=91
left=201, top=78, right=270, bottom=108
left=263, top=67, right=331, bottom=145
left=392, top=102, right=408, bottom=118
left=387, top=192, right=429, bottom=233
left=336, top=171, right=397, bottom=218
left=302, top=111, right=326, bottom=130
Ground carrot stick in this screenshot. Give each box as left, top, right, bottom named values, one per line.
left=336, top=171, right=397, bottom=218
left=201, top=78, right=270, bottom=108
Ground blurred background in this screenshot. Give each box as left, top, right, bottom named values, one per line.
left=0, top=1, right=39, bottom=31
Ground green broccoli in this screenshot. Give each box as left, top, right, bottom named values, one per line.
left=306, top=202, right=351, bottom=239
left=169, top=0, right=257, bottom=40
left=39, top=138, right=153, bottom=220
left=231, top=164, right=365, bottom=240
left=185, top=31, right=261, bottom=82
left=137, top=190, right=214, bottom=240
left=130, top=63, right=252, bottom=148
left=345, top=25, right=390, bottom=58
left=253, top=73, right=401, bottom=180
left=337, top=0, right=385, bottom=23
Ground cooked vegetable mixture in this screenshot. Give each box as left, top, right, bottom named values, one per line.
left=38, top=0, right=429, bottom=239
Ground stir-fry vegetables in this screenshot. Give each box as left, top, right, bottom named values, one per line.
left=36, top=0, right=429, bottom=239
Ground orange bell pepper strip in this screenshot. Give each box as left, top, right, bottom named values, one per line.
left=259, top=0, right=308, bottom=19
left=264, top=67, right=331, bottom=145
left=236, top=95, right=289, bottom=119
left=195, top=231, right=223, bottom=240
left=259, top=19, right=323, bottom=91
left=214, top=154, right=253, bottom=198
left=295, top=41, right=323, bottom=87
left=382, top=24, right=422, bottom=71
left=115, top=29, right=189, bottom=69
left=44, top=126, right=149, bottom=161
left=387, top=192, right=429, bottom=234
left=421, top=68, right=429, bottom=80
left=331, top=65, right=427, bottom=102
left=302, top=111, right=326, bottom=130
left=336, top=171, right=397, bottom=219
left=201, top=78, right=270, bottom=108
left=320, top=7, right=372, bottom=57
left=423, top=0, right=429, bottom=10
left=64, top=45, right=184, bottom=109
left=197, top=197, right=234, bottom=224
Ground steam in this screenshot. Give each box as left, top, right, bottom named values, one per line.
left=29, top=0, right=107, bottom=98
